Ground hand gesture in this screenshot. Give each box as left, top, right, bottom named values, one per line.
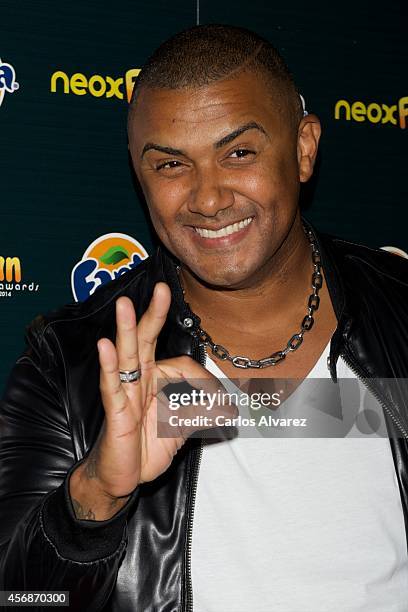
left=69, top=282, right=233, bottom=520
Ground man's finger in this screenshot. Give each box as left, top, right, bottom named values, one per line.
left=97, top=338, right=129, bottom=415
left=115, top=296, right=140, bottom=380
left=137, top=282, right=172, bottom=366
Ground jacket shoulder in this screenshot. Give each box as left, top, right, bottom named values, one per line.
left=320, top=232, right=408, bottom=288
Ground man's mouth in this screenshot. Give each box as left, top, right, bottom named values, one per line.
left=193, top=216, right=253, bottom=239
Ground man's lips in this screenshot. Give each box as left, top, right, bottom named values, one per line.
left=188, top=216, right=254, bottom=238
left=186, top=216, right=254, bottom=248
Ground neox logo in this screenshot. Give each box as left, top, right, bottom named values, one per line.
left=51, top=68, right=140, bottom=102
left=335, top=97, right=408, bottom=128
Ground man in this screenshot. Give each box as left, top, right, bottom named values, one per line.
left=1, top=24, right=408, bottom=612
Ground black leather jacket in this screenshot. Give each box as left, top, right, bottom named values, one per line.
left=1, top=219, right=408, bottom=612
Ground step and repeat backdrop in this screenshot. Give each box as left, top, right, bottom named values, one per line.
left=0, top=0, right=406, bottom=392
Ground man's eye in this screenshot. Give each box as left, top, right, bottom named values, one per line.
left=229, top=148, right=255, bottom=159
left=156, top=160, right=182, bottom=171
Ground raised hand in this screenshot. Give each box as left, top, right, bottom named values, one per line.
left=69, top=282, right=231, bottom=520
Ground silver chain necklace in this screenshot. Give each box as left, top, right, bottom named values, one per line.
left=176, top=225, right=323, bottom=369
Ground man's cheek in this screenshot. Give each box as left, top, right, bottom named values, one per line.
left=147, top=180, right=184, bottom=211
left=147, top=208, right=182, bottom=253
left=148, top=208, right=168, bottom=235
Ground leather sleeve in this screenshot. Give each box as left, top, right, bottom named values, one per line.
left=0, top=322, right=140, bottom=611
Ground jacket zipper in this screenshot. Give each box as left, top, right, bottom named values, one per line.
left=184, top=439, right=203, bottom=612
left=339, top=351, right=408, bottom=439
left=184, top=342, right=206, bottom=612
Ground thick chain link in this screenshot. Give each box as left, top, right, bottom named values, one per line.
left=177, top=225, right=323, bottom=369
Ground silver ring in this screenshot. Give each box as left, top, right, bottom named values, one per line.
left=119, top=368, right=141, bottom=383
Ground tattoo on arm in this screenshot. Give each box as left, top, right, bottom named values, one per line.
left=85, top=453, right=98, bottom=479
left=72, top=498, right=96, bottom=520
left=109, top=497, right=120, bottom=510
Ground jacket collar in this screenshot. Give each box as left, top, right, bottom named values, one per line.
left=301, top=217, right=350, bottom=383
left=140, top=245, right=201, bottom=361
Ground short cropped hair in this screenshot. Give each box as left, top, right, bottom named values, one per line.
left=128, top=24, right=303, bottom=129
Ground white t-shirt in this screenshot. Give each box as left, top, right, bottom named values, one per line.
left=191, top=339, right=408, bottom=611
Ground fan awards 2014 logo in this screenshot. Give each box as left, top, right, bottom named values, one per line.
left=0, top=256, right=40, bottom=298
left=0, top=58, right=19, bottom=108
left=71, top=233, right=149, bottom=302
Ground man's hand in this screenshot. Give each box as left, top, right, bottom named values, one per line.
left=69, top=282, right=231, bottom=520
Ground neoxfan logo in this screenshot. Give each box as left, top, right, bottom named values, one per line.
left=50, top=68, right=141, bottom=103
left=334, top=97, right=408, bottom=129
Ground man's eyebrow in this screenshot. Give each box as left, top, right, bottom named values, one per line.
left=215, top=121, right=268, bottom=149
left=140, top=121, right=268, bottom=159
left=141, top=143, right=185, bottom=159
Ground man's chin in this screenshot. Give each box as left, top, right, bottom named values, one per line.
left=184, top=261, right=256, bottom=290
left=167, top=239, right=260, bottom=288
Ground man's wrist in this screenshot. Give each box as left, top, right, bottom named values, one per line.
left=69, top=464, right=131, bottom=522
left=40, top=464, right=140, bottom=563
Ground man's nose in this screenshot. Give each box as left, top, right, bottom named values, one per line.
left=187, top=166, right=234, bottom=216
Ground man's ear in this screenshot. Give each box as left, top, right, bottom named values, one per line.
left=297, top=115, right=321, bottom=183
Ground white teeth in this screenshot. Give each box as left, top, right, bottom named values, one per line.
left=194, top=216, right=252, bottom=239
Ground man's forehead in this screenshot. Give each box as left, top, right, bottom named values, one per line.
left=130, top=71, right=282, bottom=129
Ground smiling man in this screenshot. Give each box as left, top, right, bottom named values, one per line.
left=1, top=24, right=408, bottom=612
left=127, top=40, right=338, bottom=382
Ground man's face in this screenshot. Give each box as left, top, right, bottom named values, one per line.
left=128, top=70, right=317, bottom=288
